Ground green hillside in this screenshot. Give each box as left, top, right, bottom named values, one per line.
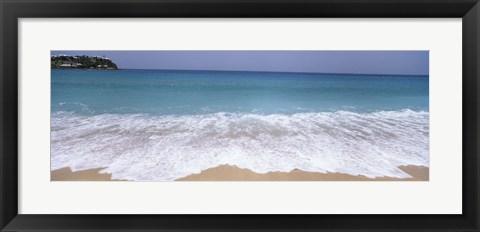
left=51, top=55, right=118, bottom=70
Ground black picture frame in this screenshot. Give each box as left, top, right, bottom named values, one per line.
left=1, top=0, right=479, bottom=231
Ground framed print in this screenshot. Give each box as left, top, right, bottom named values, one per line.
left=49, top=50, right=430, bottom=182
left=1, top=0, right=479, bottom=231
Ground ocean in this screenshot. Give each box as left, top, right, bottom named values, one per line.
left=51, top=69, right=429, bottom=181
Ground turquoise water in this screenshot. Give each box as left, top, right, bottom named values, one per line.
left=51, top=69, right=428, bottom=115
left=51, top=69, right=429, bottom=181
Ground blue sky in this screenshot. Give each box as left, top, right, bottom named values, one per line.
left=51, top=50, right=429, bottom=75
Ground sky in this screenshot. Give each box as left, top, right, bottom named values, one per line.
left=51, top=50, right=429, bottom=75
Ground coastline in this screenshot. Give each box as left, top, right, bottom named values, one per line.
left=51, top=165, right=428, bottom=181
left=51, top=167, right=126, bottom=181
left=176, top=165, right=429, bottom=181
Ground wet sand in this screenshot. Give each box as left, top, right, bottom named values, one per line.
left=176, top=164, right=429, bottom=181
left=51, top=165, right=428, bottom=181
left=51, top=167, right=126, bottom=181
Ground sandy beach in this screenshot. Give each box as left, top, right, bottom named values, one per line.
left=177, top=165, right=429, bottom=181
left=51, top=167, right=126, bottom=181
left=51, top=165, right=428, bottom=181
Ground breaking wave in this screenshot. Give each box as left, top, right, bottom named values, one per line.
left=51, top=110, right=429, bottom=181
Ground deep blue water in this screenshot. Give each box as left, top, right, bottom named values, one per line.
left=51, top=69, right=428, bottom=115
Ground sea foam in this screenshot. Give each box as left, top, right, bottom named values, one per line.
left=51, top=110, right=429, bottom=181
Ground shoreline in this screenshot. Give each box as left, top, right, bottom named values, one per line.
left=51, top=165, right=428, bottom=181
left=176, top=165, right=429, bottom=181
left=51, top=167, right=126, bottom=181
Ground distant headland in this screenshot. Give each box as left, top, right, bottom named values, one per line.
left=51, top=55, right=118, bottom=70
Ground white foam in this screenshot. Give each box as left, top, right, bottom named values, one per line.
left=51, top=110, right=429, bottom=181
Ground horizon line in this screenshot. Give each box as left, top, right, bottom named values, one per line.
left=113, top=68, right=429, bottom=76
